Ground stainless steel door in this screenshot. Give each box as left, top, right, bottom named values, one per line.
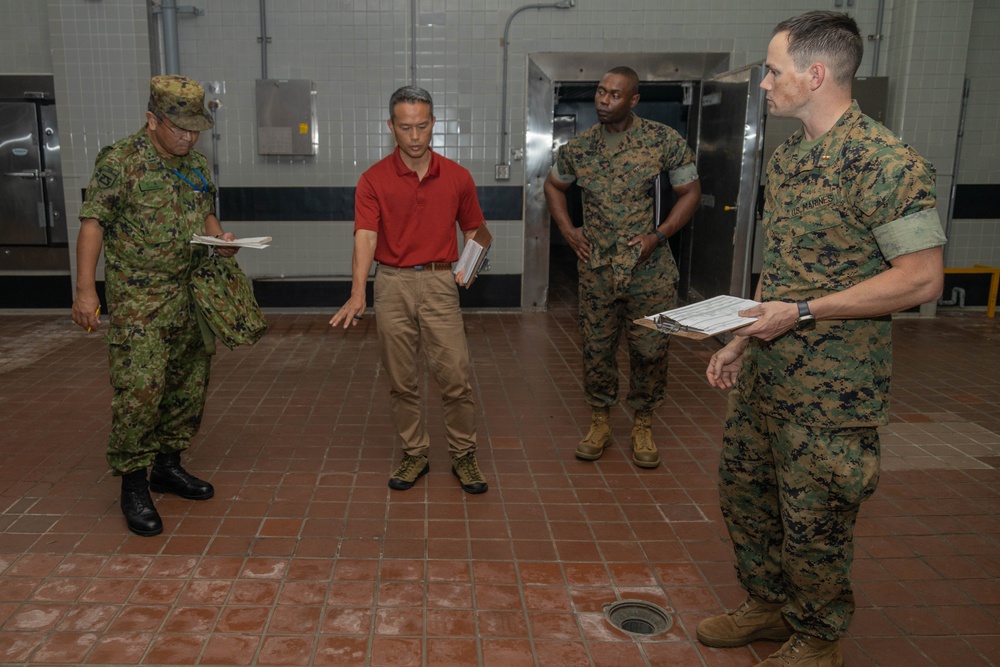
left=688, top=64, right=766, bottom=300
left=0, top=102, right=47, bottom=245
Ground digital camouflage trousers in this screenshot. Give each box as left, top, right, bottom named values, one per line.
left=106, top=322, right=210, bottom=474
left=719, top=389, right=880, bottom=640
left=577, top=250, right=676, bottom=411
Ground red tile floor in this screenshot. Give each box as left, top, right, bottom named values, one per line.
left=1, top=286, right=999, bottom=666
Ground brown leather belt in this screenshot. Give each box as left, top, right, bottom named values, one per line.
left=398, top=262, right=452, bottom=271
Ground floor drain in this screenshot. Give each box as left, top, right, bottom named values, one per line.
left=603, top=599, right=673, bottom=637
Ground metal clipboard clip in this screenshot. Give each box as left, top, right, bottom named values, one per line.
left=651, top=315, right=680, bottom=333
left=651, top=314, right=691, bottom=334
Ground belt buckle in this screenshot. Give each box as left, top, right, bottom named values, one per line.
left=412, top=264, right=425, bottom=271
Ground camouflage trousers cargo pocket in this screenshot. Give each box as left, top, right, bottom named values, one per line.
left=105, top=324, right=210, bottom=472
left=189, top=254, right=268, bottom=351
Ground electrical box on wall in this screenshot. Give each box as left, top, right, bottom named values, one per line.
left=255, top=79, right=317, bottom=156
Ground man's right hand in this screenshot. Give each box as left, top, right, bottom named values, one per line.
left=72, top=291, right=102, bottom=332
left=706, top=337, right=749, bottom=389
left=559, top=226, right=591, bottom=262
left=329, top=295, right=367, bottom=329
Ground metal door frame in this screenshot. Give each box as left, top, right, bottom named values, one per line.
left=704, top=63, right=766, bottom=299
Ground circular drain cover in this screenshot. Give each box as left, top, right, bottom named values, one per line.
left=603, top=599, right=673, bottom=636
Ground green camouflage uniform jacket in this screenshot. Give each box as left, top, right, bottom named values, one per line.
left=80, top=127, right=216, bottom=329
left=740, top=101, right=945, bottom=427
left=554, top=114, right=697, bottom=282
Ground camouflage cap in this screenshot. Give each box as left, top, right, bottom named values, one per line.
left=148, top=75, right=214, bottom=131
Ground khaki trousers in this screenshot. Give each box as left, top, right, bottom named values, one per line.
left=374, top=266, right=476, bottom=457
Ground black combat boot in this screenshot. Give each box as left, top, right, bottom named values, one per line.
left=120, top=469, right=163, bottom=536
left=149, top=451, right=214, bottom=500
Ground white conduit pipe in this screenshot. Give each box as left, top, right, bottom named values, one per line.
left=497, top=0, right=576, bottom=180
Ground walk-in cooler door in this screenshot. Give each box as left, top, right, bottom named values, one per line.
left=0, top=101, right=50, bottom=245
left=688, top=64, right=766, bottom=301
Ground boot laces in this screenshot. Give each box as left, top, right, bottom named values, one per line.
left=581, top=423, right=609, bottom=445
left=774, top=634, right=813, bottom=663
left=632, top=423, right=655, bottom=452
left=454, top=455, right=484, bottom=484
left=122, top=487, right=153, bottom=511
left=395, top=455, right=424, bottom=478
left=734, top=598, right=753, bottom=616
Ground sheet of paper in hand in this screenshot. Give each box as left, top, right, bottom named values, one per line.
left=191, top=235, right=272, bottom=249
left=635, top=295, right=760, bottom=339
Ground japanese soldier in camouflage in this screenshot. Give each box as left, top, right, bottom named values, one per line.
left=71, top=75, right=240, bottom=537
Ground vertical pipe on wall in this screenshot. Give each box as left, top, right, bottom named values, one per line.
left=259, top=0, right=269, bottom=79
left=944, top=78, right=971, bottom=267
left=161, top=0, right=180, bottom=74
left=870, top=0, right=886, bottom=76
left=147, top=1, right=163, bottom=76
left=498, top=1, right=575, bottom=181
left=410, top=0, right=417, bottom=86
left=208, top=100, right=222, bottom=218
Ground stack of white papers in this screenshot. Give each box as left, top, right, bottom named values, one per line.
left=454, top=240, right=486, bottom=285
left=636, top=295, right=760, bottom=339
left=453, top=224, right=493, bottom=287
left=191, top=235, right=272, bottom=249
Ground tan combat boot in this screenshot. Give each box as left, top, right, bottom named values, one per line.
left=630, top=410, right=660, bottom=468
left=696, top=596, right=793, bottom=648
left=575, top=407, right=612, bottom=460
left=757, top=633, right=843, bottom=666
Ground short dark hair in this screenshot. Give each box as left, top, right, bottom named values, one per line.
left=389, top=86, right=433, bottom=120
left=605, top=66, right=640, bottom=97
left=774, top=10, right=863, bottom=86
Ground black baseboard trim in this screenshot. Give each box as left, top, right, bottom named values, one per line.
left=0, top=274, right=521, bottom=312
left=218, top=185, right=524, bottom=222
left=252, top=274, right=522, bottom=309
left=0, top=275, right=73, bottom=309
left=953, top=184, right=1000, bottom=219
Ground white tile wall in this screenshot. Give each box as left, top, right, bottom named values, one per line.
left=946, top=219, right=1000, bottom=267
left=46, top=0, right=153, bottom=284
left=960, top=0, right=1000, bottom=184
left=0, top=1, right=52, bottom=72
left=945, top=0, right=1000, bottom=269
left=170, top=0, right=888, bottom=189
left=0, top=0, right=995, bottom=286
left=885, top=0, right=974, bottom=232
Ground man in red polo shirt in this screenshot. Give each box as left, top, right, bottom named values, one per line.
left=330, top=85, right=488, bottom=494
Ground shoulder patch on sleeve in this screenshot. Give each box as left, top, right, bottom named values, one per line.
left=95, top=164, right=119, bottom=189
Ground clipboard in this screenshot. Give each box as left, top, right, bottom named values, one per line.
left=454, top=223, right=493, bottom=288
left=634, top=295, right=760, bottom=339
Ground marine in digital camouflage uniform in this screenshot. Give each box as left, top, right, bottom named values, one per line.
left=544, top=66, right=701, bottom=469
left=697, top=12, right=946, bottom=666
left=72, top=75, right=239, bottom=537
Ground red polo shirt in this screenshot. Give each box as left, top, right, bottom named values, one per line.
left=355, top=147, right=484, bottom=267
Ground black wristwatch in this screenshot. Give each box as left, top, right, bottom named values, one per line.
left=653, top=229, right=667, bottom=246
left=796, top=300, right=816, bottom=328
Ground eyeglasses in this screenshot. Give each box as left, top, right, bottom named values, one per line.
left=155, top=114, right=199, bottom=138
